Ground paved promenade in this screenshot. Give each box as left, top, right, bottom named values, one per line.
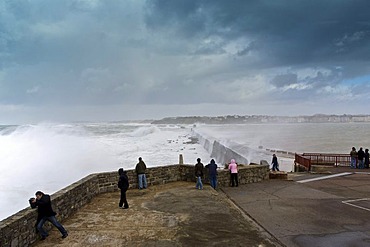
left=32, top=181, right=279, bottom=247
left=31, top=167, right=370, bottom=247
left=223, top=168, right=370, bottom=247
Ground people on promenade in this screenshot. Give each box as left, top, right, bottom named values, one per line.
left=135, top=157, right=147, bottom=189
left=206, top=159, right=218, bottom=189
left=365, top=149, right=369, bottom=169
left=30, top=191, right=68, bottom=240
left=357, top=147, right=365, bottom=169
left=350, top=147, right=357, bottom=168
left=228, top=159, right=238, bottom=187
left=271, top=154, right=280, bottom=171
left=118, top=168, right=129, bottom=209
left=194, top=158, right=204, bottom=190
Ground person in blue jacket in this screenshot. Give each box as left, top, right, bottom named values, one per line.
left=206, top=159, right=218, bottom=189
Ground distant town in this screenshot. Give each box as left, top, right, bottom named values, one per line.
left=151, top=114, right=370, bottom=124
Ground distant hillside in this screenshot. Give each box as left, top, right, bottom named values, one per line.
left=151, top=114, right=370, bottom=124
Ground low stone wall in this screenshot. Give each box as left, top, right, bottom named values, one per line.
left=0, top=164, right=268, bottom=247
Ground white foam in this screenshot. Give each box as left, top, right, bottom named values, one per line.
left=0, top=123, right=211, bottom=220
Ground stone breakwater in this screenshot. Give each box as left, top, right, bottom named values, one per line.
left=0, top=163, right=269, bottom=247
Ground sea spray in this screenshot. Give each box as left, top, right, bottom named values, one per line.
left=0, top=123, right=211, bottom=220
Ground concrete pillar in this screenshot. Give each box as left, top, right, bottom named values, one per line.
left=179, top=154, right=184, bottom=165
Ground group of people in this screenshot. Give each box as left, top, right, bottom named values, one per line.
left=194, top=158, right=239, bottom=189
left=117, top=157, right=148, bottom=209
left=350, top=147, right=370, bottom=169
left=30, top=157, right=148, bottom=241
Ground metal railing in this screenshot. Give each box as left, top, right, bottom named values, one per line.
left=294, top=153, right=352, bottom=172
left=302, top=153, right=351, bottom=166
left=295, top=153, right=311, bottom=171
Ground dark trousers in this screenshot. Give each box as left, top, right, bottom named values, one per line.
left=119, top=189, right=129, bottom=208
left=272, top=163, right=279, bottom=171
left=37, top=216, right=67, bottom=238
left=230, top=173, right=238, bottom=187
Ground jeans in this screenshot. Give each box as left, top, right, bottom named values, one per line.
left=37, top=216, right=67, bottom=238
left=358, top=159, right=364, bottom=169
left=209, top=175, right=217, bottom=189
left=272, top=163, right=279, bottom=171
left=196, top=176, right=203, bottom=189
left=351, top=157, right=357, bottom=168
left=138, top=174, right=147, bottom=189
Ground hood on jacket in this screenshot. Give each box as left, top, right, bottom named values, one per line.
left=118, top=168, right=126, bottom=175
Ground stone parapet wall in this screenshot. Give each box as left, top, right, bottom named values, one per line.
left=0, top=164, right=268, bottom=247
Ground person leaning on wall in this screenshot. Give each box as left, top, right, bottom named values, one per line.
left=135, top=157, right=147, bottom=189
left=29, top=191, right=68, bottom=241
left=205, top=159, right=218, bottom=189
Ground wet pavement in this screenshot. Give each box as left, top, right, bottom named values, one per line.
left=31, top=167, right=370, bottom=247
left=223, top=168, right=370, bottom=247
left=32, top=181, right=279, bottom=247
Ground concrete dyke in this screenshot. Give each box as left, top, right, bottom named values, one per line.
left=192, top=129, right=250, bottom=165
left=0, top=163, right=269, bottom=247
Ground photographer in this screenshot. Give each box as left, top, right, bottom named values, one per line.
left=30, top=191, right=68, bottom=240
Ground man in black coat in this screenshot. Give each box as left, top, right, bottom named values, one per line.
left=358, top=147, right=365, bottom=169
left=118, top=168, right=129, bottom=209
left=30, top=191, right=68, bottom=240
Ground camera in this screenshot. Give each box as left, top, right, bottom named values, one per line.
left=29, top=197, right=37, bottom=208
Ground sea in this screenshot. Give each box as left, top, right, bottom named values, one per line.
left=1, top=122, right=370, bottom=220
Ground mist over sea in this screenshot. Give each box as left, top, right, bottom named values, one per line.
left=1, top=122, right=370, bottom=220
left=0, top=123, right=210, bottom=220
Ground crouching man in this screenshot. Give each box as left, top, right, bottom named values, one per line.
left=30, top=191, right=68, bottom=240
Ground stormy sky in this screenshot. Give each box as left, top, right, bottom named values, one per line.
left=1, top=0, right=370, bottom=123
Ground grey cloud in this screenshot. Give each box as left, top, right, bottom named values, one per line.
left=271, top=74, right=298, bottom=88
left=144, top=0, right=370, bottom=66
left=1, top=0, right=370, bottom=123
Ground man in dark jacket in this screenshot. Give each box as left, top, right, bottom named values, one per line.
left=358, top=147, right=365, bottom=169
left=30, top=191, right=68, bottom=240
left=205, top=159, right=218, bottom=189
left=135, top=157, right=147, bottom=189
left=194, top=158, right=204, bottom=190
left=271, top=154, right=279, bottom=171
left=118, top=168, right=129, bottom=209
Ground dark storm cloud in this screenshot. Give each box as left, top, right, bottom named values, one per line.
left=144, top=0, right=370, bottom=67
left=271, top=74, right=298, bottom=87
left=1, top=0, right=370, bottom=123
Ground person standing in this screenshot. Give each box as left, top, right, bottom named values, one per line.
left=118, top=168, right=129, bottom=209
left=135, top=157, right=147, bottom=189
left=365, top=149, right=369, bottom=169
left=206, top=159, right=218, bottom=189
left=350, top=147, right=357, bottom=168
left=30, top=191, right=68, bottom=240
left=194, top=158, right=204, bottom=190
left=358, top=147, right=365, bottom=169
left=228, top=159, right=238, bottom=187
left=271, top=154, right=280, bottom=171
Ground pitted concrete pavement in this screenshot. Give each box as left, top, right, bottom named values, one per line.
left=222, top=170, right=370, bottom=247
left=31, top=168, right=370, bottom=247
left=32, top=181, right=280, bottom=247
